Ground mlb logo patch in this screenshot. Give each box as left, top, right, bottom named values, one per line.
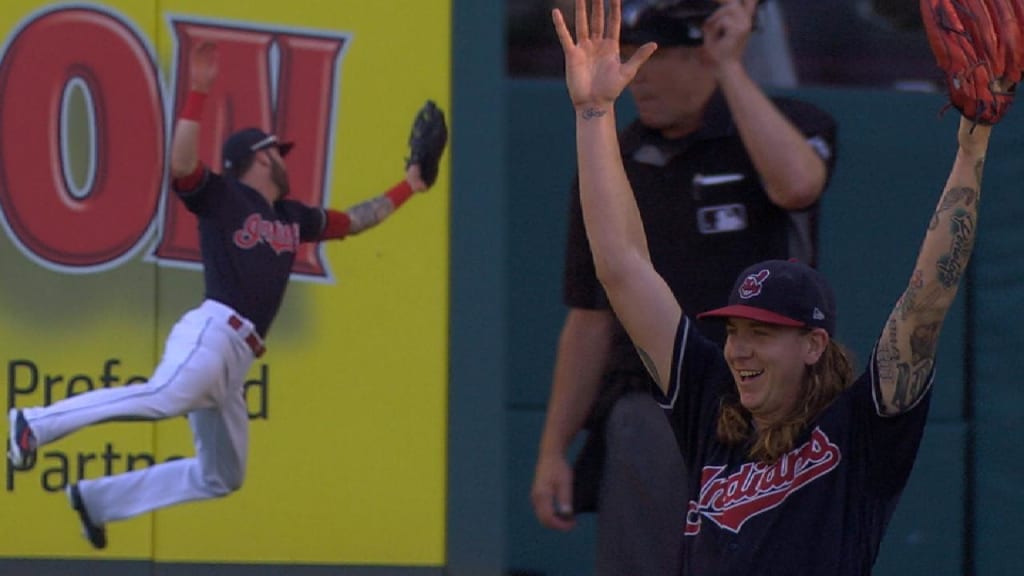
left=697, top=204, right=748, bottom=235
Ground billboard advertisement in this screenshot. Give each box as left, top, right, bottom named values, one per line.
left=1, top=0, right=450, bottom=568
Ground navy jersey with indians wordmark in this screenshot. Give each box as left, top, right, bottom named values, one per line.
left=655, top=318, right=933, bottom=576
left=174, top=169, right=325, bottom=337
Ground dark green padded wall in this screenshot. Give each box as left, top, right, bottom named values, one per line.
left=969, top=114, right=1024, bottom=576
left=450, top=1, right=507, bottom=575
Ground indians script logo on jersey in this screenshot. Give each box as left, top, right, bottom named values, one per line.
left=738, top=269, right=771, bottom=299
left=685, top=427, right=841, bottom=535
left=233, top=214, right=300, bottom=255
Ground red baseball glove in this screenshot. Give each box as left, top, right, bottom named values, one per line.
left=921, top=0, right=1024, bottom=124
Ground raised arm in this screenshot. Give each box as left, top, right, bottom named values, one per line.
left=553, top=0, right=677, bottom=394
left=170, top=42, right=217, bottom=179
left=703, top=0, right=828, bottom=210
left=875, top=116, right=988, bottom=415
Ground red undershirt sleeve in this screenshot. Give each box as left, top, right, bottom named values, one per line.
left=172, top=164, right=206, bottom=193
left=321, top=209, right=352, bottom=240
left=385, top=180, right=413, bottom=209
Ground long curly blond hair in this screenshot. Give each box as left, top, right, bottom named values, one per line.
left=716, top=339, right=855, bottom=463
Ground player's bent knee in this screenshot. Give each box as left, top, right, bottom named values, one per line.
left=204, top=479, right=240, bottom=498
left=200, top=472, right=244, bottom=497
left=224, top=474, right=244, bottom=493
left=221, top=468, right=246, bottom=494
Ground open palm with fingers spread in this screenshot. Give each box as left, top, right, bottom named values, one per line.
left=552, top=0, right=658, bottom=110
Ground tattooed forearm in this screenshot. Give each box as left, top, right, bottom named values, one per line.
left=936, top=208, right=976, bottom=288
left=636, top=347, right=663, bottom=388
left=929, top=186, right=977, bottom=230
left=582, top=107, right=607, bottom=120
left=346, top=195, right=396, bottom=235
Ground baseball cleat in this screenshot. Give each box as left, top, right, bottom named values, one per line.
left=7, top=408, right=37, bottom=470
left=67, top=483, right=107, bottom=550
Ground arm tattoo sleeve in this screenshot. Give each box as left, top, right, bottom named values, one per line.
left=346, top=195, right=396, bottom=235
left=878, top=178, right=979, bottom=414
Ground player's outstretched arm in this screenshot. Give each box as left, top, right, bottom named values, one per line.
left=318, top=100, right=447, bottom=240
left=170, top=42, right=217, bottom=180
left=875, top=116, right=988, bottom=415
left=318, top=181, right=418, bottom=240
left=555, top=0, right=677, bottom=393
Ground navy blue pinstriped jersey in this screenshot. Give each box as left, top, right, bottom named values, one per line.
left=174, top=170, right=324, bottom=337
left=655, top=317, right=933, bottom=576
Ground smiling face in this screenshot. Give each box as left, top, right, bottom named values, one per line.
left=724, top=318, right=829, bottom=428
left=620, top=43, right=717, bottom=139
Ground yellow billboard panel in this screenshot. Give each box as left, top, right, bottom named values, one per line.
left=1, top=0, right=450, bottom=566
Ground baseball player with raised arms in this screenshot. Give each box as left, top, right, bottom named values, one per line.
left=553, top=0, right=1004, bottom=572
left=7, top=41, right=448, bottom=549
left=532, top=2, right=834, bottom=574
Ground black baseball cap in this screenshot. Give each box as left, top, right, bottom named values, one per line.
left=698, top=260, right=837, bottom=336
left=221, top=127, right=294, bottom=173
left=620, top=0, right=720, bottom=46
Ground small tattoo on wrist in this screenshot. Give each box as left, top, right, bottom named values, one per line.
left=582, top=107, right=607, bottom=120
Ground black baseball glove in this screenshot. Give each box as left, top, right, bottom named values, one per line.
left=407, top=100, right=448, bottom=188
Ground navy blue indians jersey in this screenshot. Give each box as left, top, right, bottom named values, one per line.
left=174, top=169, right=325, bottom=337
left=656, top=317, right=933, bottom=576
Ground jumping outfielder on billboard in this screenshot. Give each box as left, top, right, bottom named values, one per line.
left=6, top=41, right=448, bottom=549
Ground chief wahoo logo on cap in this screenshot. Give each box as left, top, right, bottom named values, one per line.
left=738, top=269, right=770, bottom=299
